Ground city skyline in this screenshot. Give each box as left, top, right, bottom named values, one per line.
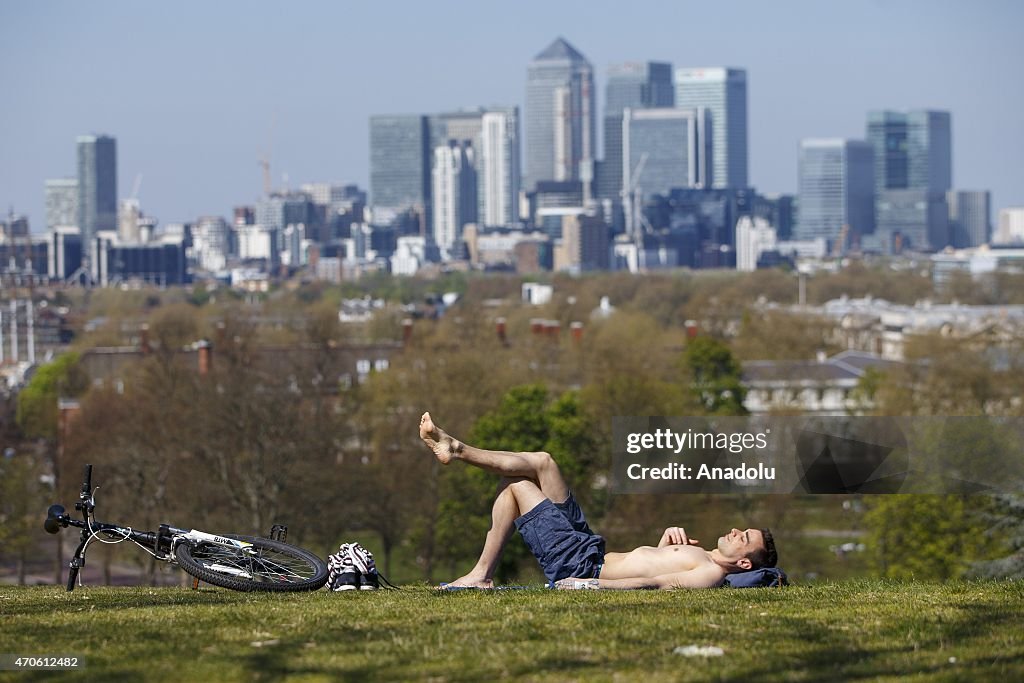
left=2, top=0, right=1022, bottom=234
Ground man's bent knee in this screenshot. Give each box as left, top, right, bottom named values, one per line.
left=526, top=451, right=557, bottom=473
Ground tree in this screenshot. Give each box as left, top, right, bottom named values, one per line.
left=974, top=493, right=1024, bottom=579
left=0, top=452, right=48, bottom=584
left=16, top=353, right=88, bottom=440
left=683, top=336, right=747, bottom=415
left=865, top=495, right=996, bottom=580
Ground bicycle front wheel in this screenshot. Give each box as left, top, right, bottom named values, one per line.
left=174, top=534, right=328, bottom=592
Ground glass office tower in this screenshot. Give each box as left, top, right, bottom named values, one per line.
left=796, top=139, right=875, bottom=247
left=77, top=134, right=117, bottom=274
left=598, top=61, right=674, bottom=201
left=525, top=37, right=596, bottom=192
left=675, top=68, right=747, bottom=189
left=369, top=115, right=432, bottom=216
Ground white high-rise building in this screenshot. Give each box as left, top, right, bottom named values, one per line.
left=479, top=108, right=521, bottom=226
left=45, top=178, right=78, bottom=231
left=118, top=199, right=142, bottom=244
left=996, top=208, right=1024, bottom=244
left=675, top=68, right=747, bottom=189
left=192, top=216, right=229, bottom=272
left=432, top=141, right=476, bottom=260
left=736, top=216, right=777, bottom=272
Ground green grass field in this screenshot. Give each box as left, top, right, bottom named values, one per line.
left=1, top=581, right=1022, bottom=681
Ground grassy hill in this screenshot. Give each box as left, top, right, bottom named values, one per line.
left=2, top=580, right=1022, bottom=681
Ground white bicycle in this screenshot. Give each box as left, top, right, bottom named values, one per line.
left=44, top=465, right=329, bottom=592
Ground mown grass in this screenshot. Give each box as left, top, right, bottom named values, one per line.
left=1, top=580, right=1022, bottom=682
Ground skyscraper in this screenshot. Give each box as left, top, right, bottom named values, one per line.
left=432, top=140, right=477, bottom=260
left=867, top=110, right=952, bottom=194
left=525, top=38, right=596, bottom=193
left=796, top=139, right=875, bottom=246
left=369, top=115, right=431, bottom=220
left=598, top=62, right=674, bottom=201
left=479, top=108, right=521, bottom=227
left=623, top=107, right=712, bottom=199
left=946, top=191, right=991, bottom=248
left=77, top=134, right=117, bottom=271
left=867, top=110, right=952, bottom=251
left=675, top=68, right=747, bottom=189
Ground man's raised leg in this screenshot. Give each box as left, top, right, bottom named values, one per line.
left=444, top=477, right=545, bottom=588
left=419, top=412, right=568, bottom=503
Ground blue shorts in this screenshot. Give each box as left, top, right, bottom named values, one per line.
left=514, top=492, right=605, bottom=583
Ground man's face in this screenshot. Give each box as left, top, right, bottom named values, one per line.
left=717, top=528, right=764, bottom=562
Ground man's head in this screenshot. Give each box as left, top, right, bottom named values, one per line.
left=717, top=527, right=778, bottom=571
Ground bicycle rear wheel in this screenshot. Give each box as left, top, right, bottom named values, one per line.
left=174, top=534, right=328, bottom=592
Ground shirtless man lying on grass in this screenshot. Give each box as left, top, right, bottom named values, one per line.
left=419, top=412, right=777, bottom=590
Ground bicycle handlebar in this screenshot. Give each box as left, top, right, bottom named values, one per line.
left=81, top=464, right=93, bottom=499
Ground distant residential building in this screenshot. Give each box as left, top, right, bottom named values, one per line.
left=995, top=207, right=1024, bottom=244
left=77, top=134, right=117, bottom=276
left=522, top=282, right=554, bottom=305
left=118, top=199, right=143, bottom=244
left=597, top=61, right=674, bottom=201
left=775, top=238, right=828, bottom=260
left=743, top=350, right=902, bottom=416
left=432, top=140, right=477, bottom=260
left=555, top=214, right=609, bottom=273
left=233, top=224, right=276, bottom=262
left=525, top=37, right=596, bottom=192
left=390, top=235, right=437, bottom=275
left=736, top=216, right=776, bottom=272
left=623, top=107, right=712, bottom=200
left=192, top=216, right=230, bottom=272
left=675, top=67, right=747, bottom=189
left=946, top=191, right=991, bottom=248
left=281, top=223, right=310, bottom=267
left=45, top=178, right=78, bottom=231
left=369, top=115, right=431, bottom=220
left=795, top=139, right=874, bottom=248
left=255, top=192, right=313, bottom=262
left=97, top=239, right=188, bottom=286
left=463, top=225, right=550, bottom=272
left=932, top=245, right=1024, bottom=285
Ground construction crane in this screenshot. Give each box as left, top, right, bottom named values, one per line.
left=621, top=152, right=650, bottom=245
left=258, top=115, right=277, bottom=197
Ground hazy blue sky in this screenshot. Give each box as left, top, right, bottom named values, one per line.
left=2, top=0, right=1022, bottom=233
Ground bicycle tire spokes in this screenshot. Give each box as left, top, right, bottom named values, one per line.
left=187, top=543, right=319, bottom=583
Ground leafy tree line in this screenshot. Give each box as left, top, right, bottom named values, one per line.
left=5, top=266, right=1023, bottom=584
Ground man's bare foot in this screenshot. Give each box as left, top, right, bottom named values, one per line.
left=438, top=573, right=494, bottom=590
left=419, top=412, right=463, bottom=465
